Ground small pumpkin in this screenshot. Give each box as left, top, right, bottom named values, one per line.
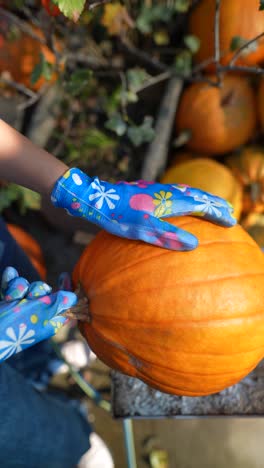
left=7, top=224, right=46, bottom=280
left=189, top=0, right=264, bottom=69
left=226, top=147, right=264, bottom=217
left=0, top=15, right=59, bottom=91
left=73, top=216, right=264, bottom=396
left=176, top=75, right=256, bottom=155
left=160, top=158, right=242, bottom=219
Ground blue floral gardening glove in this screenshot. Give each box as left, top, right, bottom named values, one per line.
left=51, top=168, right=237, bottom=250
left=0, top=267, right=77, bottom=362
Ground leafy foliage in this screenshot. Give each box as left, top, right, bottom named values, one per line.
left=31, top=53, right=53, bottom=86
left=0, top=185, right=40, bottom=214
left=127, top=116, right=155, bottom=147
left=55, top=0, right=86, bottom=20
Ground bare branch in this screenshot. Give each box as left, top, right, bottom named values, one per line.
left=0, top=75, right=36, bottom=98
left=214, top=0, right=222, bottom=85
left=141, top=77, right=183, bottom=181
left=133, top=70, right=171, bottom=94
left=214, top=0, right=221, bottom=64
left=120, top=39, right=168, bottom=73
left=218, top=64, right=264, bottom=75
left=88, top=0, right=111, bottom=9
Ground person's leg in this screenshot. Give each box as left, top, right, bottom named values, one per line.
left=0, top=362, right=91, bottom=468
left=0, top=217, right=114, bottom=467
left=0, top=217, right=92, bottom=466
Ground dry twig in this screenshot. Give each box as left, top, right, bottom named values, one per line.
left=141, top=77, right=183, bottom=181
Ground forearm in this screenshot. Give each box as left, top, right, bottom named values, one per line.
left=0, top=119, right=68, bottom=196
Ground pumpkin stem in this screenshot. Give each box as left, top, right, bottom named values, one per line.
left=62, top=283, right=91, bottom=323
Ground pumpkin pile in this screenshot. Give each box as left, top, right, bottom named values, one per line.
left=172, top=0, right=264, bottom=244
left=73, top=216, right=264, bottom=396
left=71, top=0, right=264, bottom=397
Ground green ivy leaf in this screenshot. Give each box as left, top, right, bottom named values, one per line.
left=18, top=187, right=41, bottom=213
left=230, top=36, right=248, bottom=51
left=230, top=35, right=257, bottom=55
left=56, top=0, right=86, bottom=21
left=127, top=116, right=155, bottom=147
left=0, top=185, right=19, bottom=213
left=65, top=69, right=93, bottom=96
left=82, top=129, right=116, bottom=150
left=31, top=53, right=53, bottom=85
left=136, top=4, right=175, bottom=34
left=127, top=68, right=149, bottom=92
left=174, top=0, right=191, bottom=13
left=260, top=1, right=264, bottom=10
left=0, top=185, right=40, bottom=214
left=173, top=50, right=192, bottom=77
left=105, top=113, right=127, bottom=136
left=184, top=35, right=200, bottom=54
left=124, top=90, right=138, bottom=103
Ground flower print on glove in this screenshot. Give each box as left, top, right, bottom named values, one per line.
left=0, top=267, right=77, bottom=362
left=51, top=168, right=237, bottom=251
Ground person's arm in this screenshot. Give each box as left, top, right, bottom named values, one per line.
left=0, top=119, right=68, bottom=196
left=0, top=118, right=236, bottom=251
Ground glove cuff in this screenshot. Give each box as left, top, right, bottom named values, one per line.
left=50, top=167, right=92, bottom=210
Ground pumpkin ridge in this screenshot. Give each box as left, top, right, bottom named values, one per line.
left=84, top=241, right=258, bottom=288
left=92, top=271, right=264, bottom=296
left=85, top=324, right=259, bottom=378
left=84, top=249, right=172, bottom=286
left=133, top=367, right=250, bottom=396
left=196, top=240, right=257, bottom=248
left=92, top=321, right=264, bottom=359
left=124, top=352, right=257, bottom=378
left=92, top=312, right=264, bottom=327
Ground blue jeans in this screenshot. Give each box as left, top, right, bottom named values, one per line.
left=0, top=218, right=91, bottom=467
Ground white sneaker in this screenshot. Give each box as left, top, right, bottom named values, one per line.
left=78, top=433, right=114, bottom=468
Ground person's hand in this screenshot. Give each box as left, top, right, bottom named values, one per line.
left=51, top=168, right=237, bottom=250
left=0, top=267, right=77, bottom=362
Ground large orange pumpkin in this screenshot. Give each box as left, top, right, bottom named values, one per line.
left=189, top=0, right=264, bottom=69
left=7, top=224, right=46, bottom=280
left=176, top=75, right=257, bottom=154
left=73, top=217, right=264, bottom=396
left=0, top=15, right=59, bottom=91
left=160, top=158, right=242, bottom=219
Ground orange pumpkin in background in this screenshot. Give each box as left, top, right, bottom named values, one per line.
left=226, top=147, right=264, bottom=217
left=73, top=216, right=264, bottom=396
left=176, top=75, right=256, bottom=154
left=160, top=158, right=242, bottom=219
left=0, top=15, right=59, bottom=91
left=7, top=224, right=46, bottom=280
left=189, top=0, right=264, bottom=69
